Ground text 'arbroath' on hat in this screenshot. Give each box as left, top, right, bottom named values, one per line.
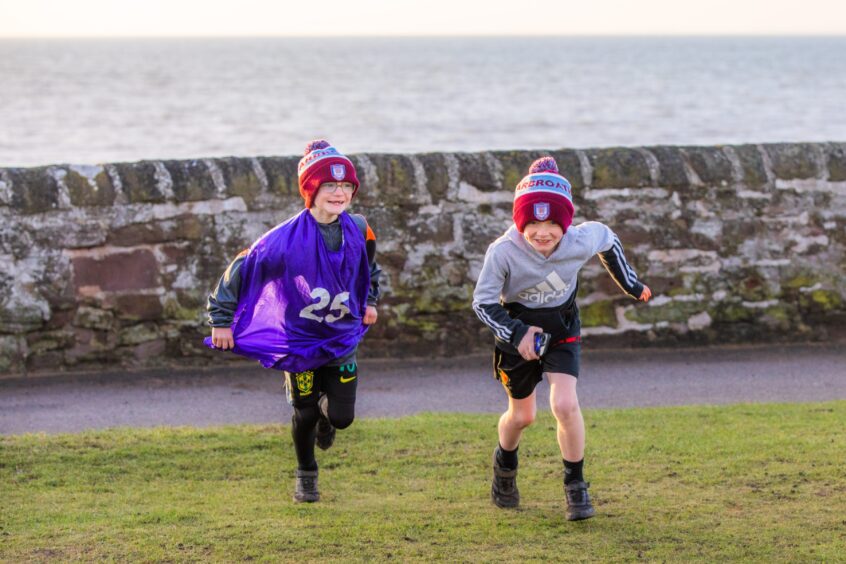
left=512, top=156, right=574, bottom=233
left=297, top=139, right=360, bottom=208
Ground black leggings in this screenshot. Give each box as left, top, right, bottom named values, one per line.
left=287, top=363, right=358, bottom=470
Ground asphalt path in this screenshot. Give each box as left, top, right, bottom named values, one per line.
left=1, top=343, right=844, bottom=435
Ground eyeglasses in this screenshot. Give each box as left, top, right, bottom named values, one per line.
left=320, top=182, right=355, bottom=194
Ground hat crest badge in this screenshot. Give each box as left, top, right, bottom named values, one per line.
left=533, top=202, right=550, bottom=221
left=330, top=164, right=346, bottom=181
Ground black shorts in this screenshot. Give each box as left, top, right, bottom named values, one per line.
left=284, top=362, right=358, bottom=409
left=492, top=299, right=581, bottom=400
left=493, top=341, right=581, bottom=399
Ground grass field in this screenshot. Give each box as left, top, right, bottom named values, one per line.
left=2, top=401, right=845, bottom=562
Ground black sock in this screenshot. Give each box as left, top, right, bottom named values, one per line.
left=292, top=409, right=319, bottom=471
left=563, top=458, right=584, bottom=485
left=497, top=444, right=518, bottom=469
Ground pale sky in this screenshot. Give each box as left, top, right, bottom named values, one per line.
left=1, top=0, right=845, bottom=37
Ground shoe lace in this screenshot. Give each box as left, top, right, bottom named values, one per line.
left=495, top=474, right=516, bottom=492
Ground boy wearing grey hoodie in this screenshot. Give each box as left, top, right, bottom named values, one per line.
left=472, top=156, right=652, bottom=520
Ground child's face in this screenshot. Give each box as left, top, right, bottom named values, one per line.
left=523, top=220, right=564, bottom=256
left=312, top=181, right=354, bottom=217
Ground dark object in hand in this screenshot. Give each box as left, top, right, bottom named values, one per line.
left=534, top=332, right=551, bottom=357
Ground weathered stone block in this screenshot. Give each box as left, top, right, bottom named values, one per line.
left=163, top=297, right=203, bottom=322
left=256, top=156, right=298, bottom=199
left=26, top=329, right=76, bottom=354
left=549, top=149, right=587, bottom=190
left=586, top=148, right=652, bottom=188
left=113, top=161, right=167, bottom=203
left=119, top=323, right=161, bottom=346
left=0, top=335, right=24, bottom=372
left=6, top=167, right=61, bottom=214
left=799, top=289, right=843, bottom=313
left=107, top=216, right=211, bottom=246
left=26, top=351, right=65, bottom=372
left=732, top=145, right=770, bottom=187
left=825, top=142, right=846, bottom=182
left=417, top=153, right=451, bottom=204
left=0, top=221, right=33, bottom=258
left=408, top=212, right=454, bottom=245
left=682, top=146, right=734, bottom=186
left=72, top=249, right=159, bottom=292
left=0, top=284, right=48, bottom=333
left=492, top=151, right=540, bottom=193
left=113, top=294, right=163, bottom=321
left=64, top=327, right=115, bottom=364
left=128, top=338, right=167, bottom=361
left=73, top=306, right=115, bottom=330
left=580, top=300, right=617, bottom=328
left=64, top=165, right=116, bottom=207
left=766, top=143, right=821, bottom=180
left=647, top=146, right=691, bottom=188
left=217, top=157, right=263, bottom=206
left=711, top=302, right=758, bottom=323
left=456, top=152, right=501, bottom=192
left=164, top=159, right=218, bottom=202
left=363, top=154, right=420, bottom=206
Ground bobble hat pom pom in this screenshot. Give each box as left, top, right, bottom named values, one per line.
left=297, top=139, right=360, bottom=208
left=512, top=156, right=574, bottom=233
left=529, top=156, right=559, bottom=174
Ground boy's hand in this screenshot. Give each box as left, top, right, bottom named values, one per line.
left=517, top=326, right=543, bottom=361
left=211, top=327, right=234, bottom=350
left=363, top=305, right=378, bottom=325
left=639, top=285, right=652, bottom=303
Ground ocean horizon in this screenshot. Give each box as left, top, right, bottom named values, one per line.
left=1, top=36, right=845, bottom=167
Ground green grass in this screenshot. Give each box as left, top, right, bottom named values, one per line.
left=2, top=402, right=845, bottom=562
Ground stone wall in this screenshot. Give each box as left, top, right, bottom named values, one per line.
left=1, top=143, right=844, bottom=375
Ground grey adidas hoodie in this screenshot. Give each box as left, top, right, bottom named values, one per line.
left=472, top=221, right=644, bottom=347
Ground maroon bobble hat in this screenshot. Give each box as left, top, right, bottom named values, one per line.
left=297, top=139, right=360, bottom=208
left=512, top=156, right=575, bottom=233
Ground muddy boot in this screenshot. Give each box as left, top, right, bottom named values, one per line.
left=293, top=469, right=320, bottom=503
left=491, top=448, right=520, bottom=508
left=564, top=480, right=595, bottom=521
left=315, top=394, right=336, bottom=451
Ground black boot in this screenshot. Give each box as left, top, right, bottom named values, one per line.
left=293, top=469, right=320, bottom=503
left=491, top=448, right=520, bottom=508
left=564, top=480, right=595, bottom=521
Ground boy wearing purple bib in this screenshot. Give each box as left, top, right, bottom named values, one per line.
left=473, top=156, right=652, bottom=520
left=206, top=140, right=380, bottom=503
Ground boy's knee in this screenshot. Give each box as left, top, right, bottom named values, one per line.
left=509, top=409, right=536, bottom=429
left=328, top=403, right=355, bottom=429
left=551, top=398, right=580, bottom=421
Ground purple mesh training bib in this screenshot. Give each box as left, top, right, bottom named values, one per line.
left=204, top=210, right=370, bottom=372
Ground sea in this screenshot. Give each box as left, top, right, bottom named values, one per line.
left=1, top=36, right=845, bottom=167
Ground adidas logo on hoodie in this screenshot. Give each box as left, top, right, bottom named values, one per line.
left=518, top=271, right=571, bottom=304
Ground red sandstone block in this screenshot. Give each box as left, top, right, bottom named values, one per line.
left=72, top=249, right=159, bottom=292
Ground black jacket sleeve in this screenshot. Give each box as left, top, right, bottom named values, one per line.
left=206, top=250, right=248, bottom=327
left=597, top=234, right=645, bottom=299
left=352, top=214, right=381, bottom=306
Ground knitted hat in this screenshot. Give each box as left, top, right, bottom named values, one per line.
left=512, top=156, right=574, bottom=233
left=297, top=139, right=360, bottom=208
